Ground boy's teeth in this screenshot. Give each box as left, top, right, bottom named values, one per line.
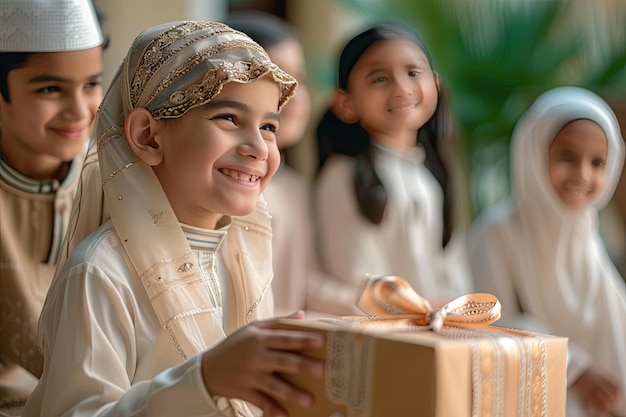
left=223, top=169, right=258, bottom=182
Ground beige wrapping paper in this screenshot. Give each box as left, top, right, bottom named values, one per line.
left=276, top=276, right=567, bottom=417
left=276, top=319, right=566, bottom=417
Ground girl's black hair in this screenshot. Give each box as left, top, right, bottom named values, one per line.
left=337, top=22, right=432, bottom=90
left=316, top=21, right=454, bottom=247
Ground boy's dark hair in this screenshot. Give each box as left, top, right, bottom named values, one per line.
left=317, top=21, right=454, bottom=247
left=0, top=52, right=33, bottom=102
left=0, top=3, right=109, bottom=103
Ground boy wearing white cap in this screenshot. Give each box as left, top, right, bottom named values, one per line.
left=0, top=0, right=104, bottom=413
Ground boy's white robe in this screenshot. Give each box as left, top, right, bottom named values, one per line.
left=23, top=211, right=273, bottom=417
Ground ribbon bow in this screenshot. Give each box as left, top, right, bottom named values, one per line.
left=356, top=275, right=501, bottom=332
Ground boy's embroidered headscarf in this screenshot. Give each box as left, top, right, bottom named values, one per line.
left=62, top=21, right=296, bottom=358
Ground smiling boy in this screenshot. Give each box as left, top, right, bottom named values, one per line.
left=0, top=0, right=104, bottom=412
left=22, top=21, right=326, bottom=417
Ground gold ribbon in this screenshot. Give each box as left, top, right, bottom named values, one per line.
left=356, top=274, right=501, bottom=332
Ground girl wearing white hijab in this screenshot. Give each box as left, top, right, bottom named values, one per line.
left=468, top=86, right=626, bottom=417
left=22, top=21, right=324, bottom=417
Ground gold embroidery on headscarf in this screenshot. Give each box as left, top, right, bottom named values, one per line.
left=130, top=21, right=220, bottom=107
left=96, top=126, right=124, bottom=149
left=154, top=58, right=289, bottom=119
left=236, top=219, right=272, bottom=240
left=149, top=39, right=268, bottom=105
left=139, top=252, right=196, bottom=279
left=102, top=161, right=140, bottom=187
left=245, top=273, right=272, bottom=323
left=130, top=22, right=261, bottom=109
left=178, top=262, right=194, bottom=272
left=156, top=68, right=223, bottom=118
left=164, top=323, right=186, bottom=359
left=147, top=209, right=167, bottom=224
left=141, top=272, right=204, bottom=305
left=165, top=306, right=222, bottom=359
left=95, top=127, right=137, bottom=187
left=128, top=20, right=296, bottom=119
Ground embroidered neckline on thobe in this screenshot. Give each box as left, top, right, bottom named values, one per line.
left=0, top=151, right=80, bottom=264
left=181, top=222, right=229, bottom=327
left=0, top=154, right=77, bottom=194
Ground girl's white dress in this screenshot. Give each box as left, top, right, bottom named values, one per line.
left=262, top=164, right=363, bottom=317
left=315, top=144, right=471, bottom=306
left=467, top=87, right=626, bottom=417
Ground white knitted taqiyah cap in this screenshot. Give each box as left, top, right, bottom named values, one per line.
left=0, top=0, right=103, bottom=52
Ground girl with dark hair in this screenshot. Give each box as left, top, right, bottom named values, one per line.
left=314, top=22, right=471, bottom=307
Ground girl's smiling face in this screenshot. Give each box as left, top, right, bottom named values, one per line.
left=338, top=38, right=439, bottom=149
left=151, top=76, right=281, bottom=228
left=547, top=119, right=608, bottom=211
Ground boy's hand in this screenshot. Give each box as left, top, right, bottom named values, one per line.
left=201, top=314, right=325, bottom=417
left=571, top=365, right=623, bottom=416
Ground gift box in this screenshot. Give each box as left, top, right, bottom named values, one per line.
left=276, top=276, right=567, bottom=417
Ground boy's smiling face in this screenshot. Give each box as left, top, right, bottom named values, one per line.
left=0, top=48, right=103, bottom=179
left=151, top=75, right=281, bottom=228
left=547, top=119, right=608, bottom=211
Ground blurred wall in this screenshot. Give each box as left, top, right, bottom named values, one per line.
left=94, top=0, right=228, bottom=88
left=285, top=0, right=365, bottom=178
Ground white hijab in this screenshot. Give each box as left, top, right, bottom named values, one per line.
left=56, top=21, right=296, bottom=357
left=507, top=87, right=626, bottom=398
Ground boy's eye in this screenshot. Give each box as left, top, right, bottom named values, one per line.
left=592, top=158, right=606, bottom=168
left=261, top=123, right=278, bottom=134
left=408, top=70, right=419, bottom=77
left=37, top=86, right=61, bottom=94
left=85, top=81, right=102, bottom=90
left=372, top=77, right=386, bottom=84
left=215, top=114, right=236, bottom=123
